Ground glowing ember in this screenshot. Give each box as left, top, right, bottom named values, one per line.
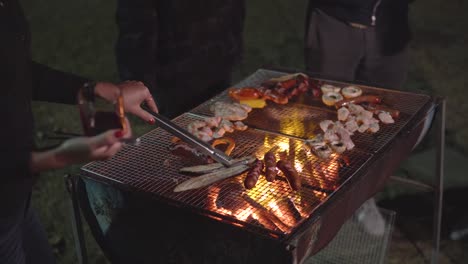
left=203, top=136, right=340, bottom=236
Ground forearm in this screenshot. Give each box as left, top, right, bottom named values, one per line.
left=31, top=61, right=89, bottom=104
left=30, top=149, right=66, bottom=173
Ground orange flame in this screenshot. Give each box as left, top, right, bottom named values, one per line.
left=204, top=137, right=341, bottom=236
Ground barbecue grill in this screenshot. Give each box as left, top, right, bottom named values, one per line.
left=71, top=69, right=445, bottom=264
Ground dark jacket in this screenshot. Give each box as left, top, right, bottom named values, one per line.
left=115, top=0, right=245, bottom=117
left=0, top=0, right=87, bottom=215
left=306, top=0, right=412, bottom=55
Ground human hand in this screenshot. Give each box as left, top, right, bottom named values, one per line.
left=95, top=81, right=158, bottom=124
left=54, top=129, right=125, bottom=166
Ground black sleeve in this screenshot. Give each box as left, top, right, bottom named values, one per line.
left=31, top=61, right=89, bottom=105
left=115, top=0, right=158, bottom=91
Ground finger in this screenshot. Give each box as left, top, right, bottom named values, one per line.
left=145, top=95, right=159, bottom=113
left=122, top=118, right=133, bottom=138
left=132, top=108, right=157, bottom=124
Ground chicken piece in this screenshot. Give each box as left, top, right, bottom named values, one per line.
left=360, top=110, right=374, bottom=120
left=348, top=103, right=365, bottom=114
left=204, top=116, right=222, bottom=127
left=187, top=120, right=207, bottom=135
left=336, top=127, right=355, bottom=150
left=220, top=119, right=235, bottom=133
left=199, top=126, right=213, bottom=137
left=233, top=121, right=248, bottom=131
left=212, top=127, right=226, bottom=138
left=194, top=130, right=213, bottom=142
left=319, top=120, right=334, bottom=133
left=324, top=130, right=340, bottom=142
left=305, top=134, right=326, bottom=148
left=311, top=144, right=332, bottom=159
left=330, top=141, right=346, bottom=154
left=378, top=111, right=395, bottom=124
left=345, top=119, right=359, bottom=133
left=368, top=122, right=380, bottom=133
left=337, top=107, right=350, bottom=121
left=358, top=123, right=370, bottom=133
left=235, top=102, right=252, bottom=113
left=211, top=102, right=249, bottom=121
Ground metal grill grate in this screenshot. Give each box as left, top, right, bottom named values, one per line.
left=81, top=69, right=432, bottom=241
left=82, top=112, right=372, bottom=238
left=191, top=69, right=431, bottom=153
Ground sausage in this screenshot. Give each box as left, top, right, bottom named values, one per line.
left=276, top=160, right=301, bottom=191
left=262, top=90, right=289, bottom=104
left=264, top=151, right=277, bottom=182
left=362, top=103, right=400, bottom=118
left=244, top=159, right=264, bottom=189
left=335, top=95, right=382, bottom=108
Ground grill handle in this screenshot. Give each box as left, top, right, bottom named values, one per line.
left=141, top=105, right=237, bottom=167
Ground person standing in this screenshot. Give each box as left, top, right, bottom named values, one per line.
left=115, top=0, right=246, bottom=118
left=305, top=0, right=413, bottom=89
left=304, top=0, right=415, bottom=236
left=0, top=0, right=158, bottom=263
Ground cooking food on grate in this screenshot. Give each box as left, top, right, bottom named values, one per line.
left=210, top=101, right=252, bottom=121
left=228, top=73, right=317, bottom=106
left=169, top=136, right=236, bottom=166
left=211, top=137, right=236, bottom=156
left=169, top=142, right=214, bottom=165
left=186, top=103, right=251, bottom=142
left=309, top=143, right=333, bottom=159
left=244, top=159, right=265, bottom=189
left=260, top=88, right=289, bottom=104
left=320, top=84, right=341, bottom=94
left=180, top=156, right=255, bottom=174
left=228, top=87, right=263, bottom=101
left=341, top=86, right=363, bottom=99
left=264, top=149, right=278, bottom=182
left=174, top=163, right=251, bottom=192
left=378, top=111, right=395, bottom=124
left=261, top=73, right=309, bottom=93
left=335, top=95, right=382, bottom=108
left=276, top=159, right=301, bottom=191
left=362, top=103, right=400, bottom=119
left=322, top=92, right=343, bottom=107
left=330, top=141, right=346, bottom=154
left=337, top=107, right=350, bottom=121
left=238, top=98, right=267, bottom=109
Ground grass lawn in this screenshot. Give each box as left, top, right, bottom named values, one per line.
left=21, top=0, right=468, bottom=262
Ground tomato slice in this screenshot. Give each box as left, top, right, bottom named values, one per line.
left=228, top=87, right=262, bottom=101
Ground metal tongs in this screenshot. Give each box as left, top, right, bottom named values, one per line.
left=142, top=105, right=246, bottom=168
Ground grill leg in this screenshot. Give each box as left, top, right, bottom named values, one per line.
left=65, top=174, right=89, bottom=264
left=431, top=99, right=445, bottom=264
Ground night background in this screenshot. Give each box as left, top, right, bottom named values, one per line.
left=21, top=0, right=467, bottom=263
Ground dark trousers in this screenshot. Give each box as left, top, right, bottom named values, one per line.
left=0, top=197, right=55, bottom=264
left=305, top=9, right=409, bottom=89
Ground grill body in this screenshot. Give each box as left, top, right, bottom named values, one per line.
left=80, top=69, right=436, bottom=263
